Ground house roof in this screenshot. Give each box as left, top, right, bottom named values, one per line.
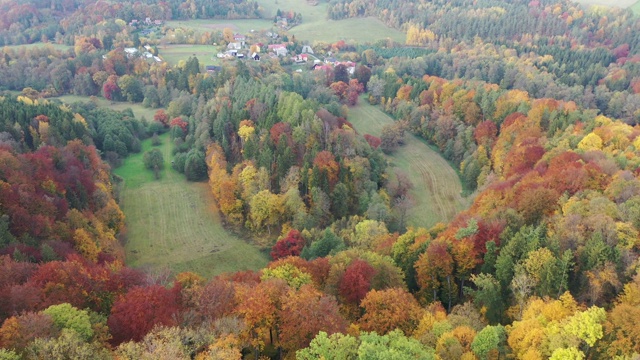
left=268, top=43, right=287, bottom=50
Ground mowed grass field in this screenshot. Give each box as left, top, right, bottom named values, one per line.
left=258, top=0, right=405, bottom=43
left=114, top=133, right=269, bottom=278
left=51, top=95, right=158, bottom=120
left=158, top=44, right=221, bottom=66
left=348, top=100, right=471, bottom=228
left=632, top=0, right=640, bottom=13
left=574, top=0, right=637, bottom=9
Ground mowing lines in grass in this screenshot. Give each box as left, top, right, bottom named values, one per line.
left=347, top=100, right=471, bottom=228
left=115, top=133, right=268, bottom=278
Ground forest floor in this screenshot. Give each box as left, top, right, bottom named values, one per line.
left=114, top=133, right=268, bottom=278
left=348, top=99, right=472, bottom=229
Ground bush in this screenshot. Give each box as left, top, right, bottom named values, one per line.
left=143, top=149, right=164, bottom=179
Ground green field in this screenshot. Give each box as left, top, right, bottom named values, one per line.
left=50, top=95, right=158, bottom=120
left=632, top=0, right=640, bottom=13
left=158, top=44, right=222, bottom=66
left=259, top=0, right=405, bottom=43
left=166, top=0, right=405, bottom=45
left=114, top=133, right=269, bottom=278
left=574, top=0, right=637, bottom=8
left=348, top=100, right=471, bottom=228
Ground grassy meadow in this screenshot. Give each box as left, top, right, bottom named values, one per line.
left=166, top=0, right=405, bottom=45
left=574, top=0, right=637, bottom=8
left=50, top=95, right=158, bottom=120
left=348, top=99, right=471, bottom=229
left=158, top=44, right=222, bottom=66
left=114, top=133, right=269, bottom=278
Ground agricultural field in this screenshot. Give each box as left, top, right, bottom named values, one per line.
left=166, top=19, right=274, bottom=34
left=259, top=0, right=405, bottom=43
left=114, top=133, right=269, bottom=278
left=348, top=99, right=471, bottom=228
left=574, top=0, right=637, bottom=8
left=166, top=0, right=404, bottom=46
left=632, top=0, right=640, bottom=13
left=50, top=95, right=158, bottom=120
left=157, top=44, right=222, bottom=66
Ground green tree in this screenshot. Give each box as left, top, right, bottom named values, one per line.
left=467, top=273, right=503, bottom=324
left=117, top=75, right=144, bottom=103
left=471, top=325, right=506, bottom=360
left=42, top=303, right=94, bottom=341
left=143, top=148, right=164, bottom=179
left=296, top=332, right=358, bottom=360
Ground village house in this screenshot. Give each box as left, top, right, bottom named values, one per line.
left=227, top=42, right=242, bottom=50
left=124, top=47, right=138, bottom=58
left=251, top=52, right=260, bottom=61
left=234, top=34, right=246, bottom=46
left=268, top=43, right=288, bottom=57
left=206, top=65, right=222, bottom=73
left=293, top=54, right=308, bottom=63
left=301, top=45, right=314, bottom=54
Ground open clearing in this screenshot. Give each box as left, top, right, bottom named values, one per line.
left=574, top=0, right=637, bottom=8
left=51, top=95, right=158, bottom=120
left=166, top=19, right=274, bottom=34
left=348, top=99, right=471, bottom=228
left=158, top=44, right=222, bottom=66
left=114, top=133, right=268, bottom=278
left=167, top=0, right=405, bottom=45
left=258, top=0, right=405, bottom=43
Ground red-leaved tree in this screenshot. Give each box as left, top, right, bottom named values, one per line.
left=107, top=285, right=181, bottom=344
left=338, top=259, right=376, bottom=304
left=271, top=230, right=305, bottom=260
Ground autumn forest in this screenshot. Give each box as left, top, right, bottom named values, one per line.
left=1, top=0, right=640, bottom=359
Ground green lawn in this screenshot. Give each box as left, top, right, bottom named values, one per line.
left=158, top=44, right=221, bottom=66
left=114, top=133, right=269, bottom=278
left=348, top=99, right=471, bottom=228
left=50, top=95, right=158, bottom=120
left=632, top=0, right=640, bottom=13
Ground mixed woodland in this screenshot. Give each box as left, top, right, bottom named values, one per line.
left=2, top=0, right=640, bottom=359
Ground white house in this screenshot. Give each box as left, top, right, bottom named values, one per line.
left=227, top=42, right=242, bottom=50
left=301, top=45, right=314, bottom=54
left=268, top=44, right=288, bottom=57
